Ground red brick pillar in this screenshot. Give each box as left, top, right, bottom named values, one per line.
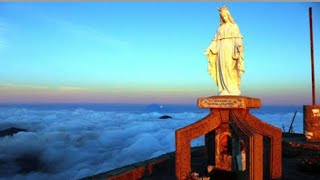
left=304, top=105, right=320, bottom=142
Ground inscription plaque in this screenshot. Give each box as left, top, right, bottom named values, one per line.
left=197, top=96, right=261, bottom=109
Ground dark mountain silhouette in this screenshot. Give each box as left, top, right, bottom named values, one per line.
left=0, top=127, right=27, bottom=138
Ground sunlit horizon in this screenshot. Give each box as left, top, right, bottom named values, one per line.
left=0, top=2, right=319, bottom=105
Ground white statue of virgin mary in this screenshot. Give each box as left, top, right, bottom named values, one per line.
left=205, top=6, right=244, bottom=96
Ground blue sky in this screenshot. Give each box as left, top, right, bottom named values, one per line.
left=0, top=2, right=319, bottom=105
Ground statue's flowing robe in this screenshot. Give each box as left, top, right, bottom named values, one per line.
left=206, top=23, right=244, bottom=95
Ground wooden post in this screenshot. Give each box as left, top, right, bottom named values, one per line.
left=309, top=7, right=316, bottom=105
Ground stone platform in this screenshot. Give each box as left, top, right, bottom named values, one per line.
left=175, top=96, right=281, bottom=180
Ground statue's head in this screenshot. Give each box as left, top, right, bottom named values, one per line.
left=218, top=5, right=235, bottom=25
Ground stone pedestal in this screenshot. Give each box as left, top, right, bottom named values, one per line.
left=303, top=105, right=320, bottom=142
left=175, top=96, right=282, bottom=180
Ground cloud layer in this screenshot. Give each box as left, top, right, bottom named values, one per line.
left=0, top=106, right=303, bottom=179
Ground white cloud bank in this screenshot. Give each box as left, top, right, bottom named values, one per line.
left=0, top=107, right=302, bottom=179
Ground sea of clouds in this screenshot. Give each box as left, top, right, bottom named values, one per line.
left=0, top=106, right=303, bottom=180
